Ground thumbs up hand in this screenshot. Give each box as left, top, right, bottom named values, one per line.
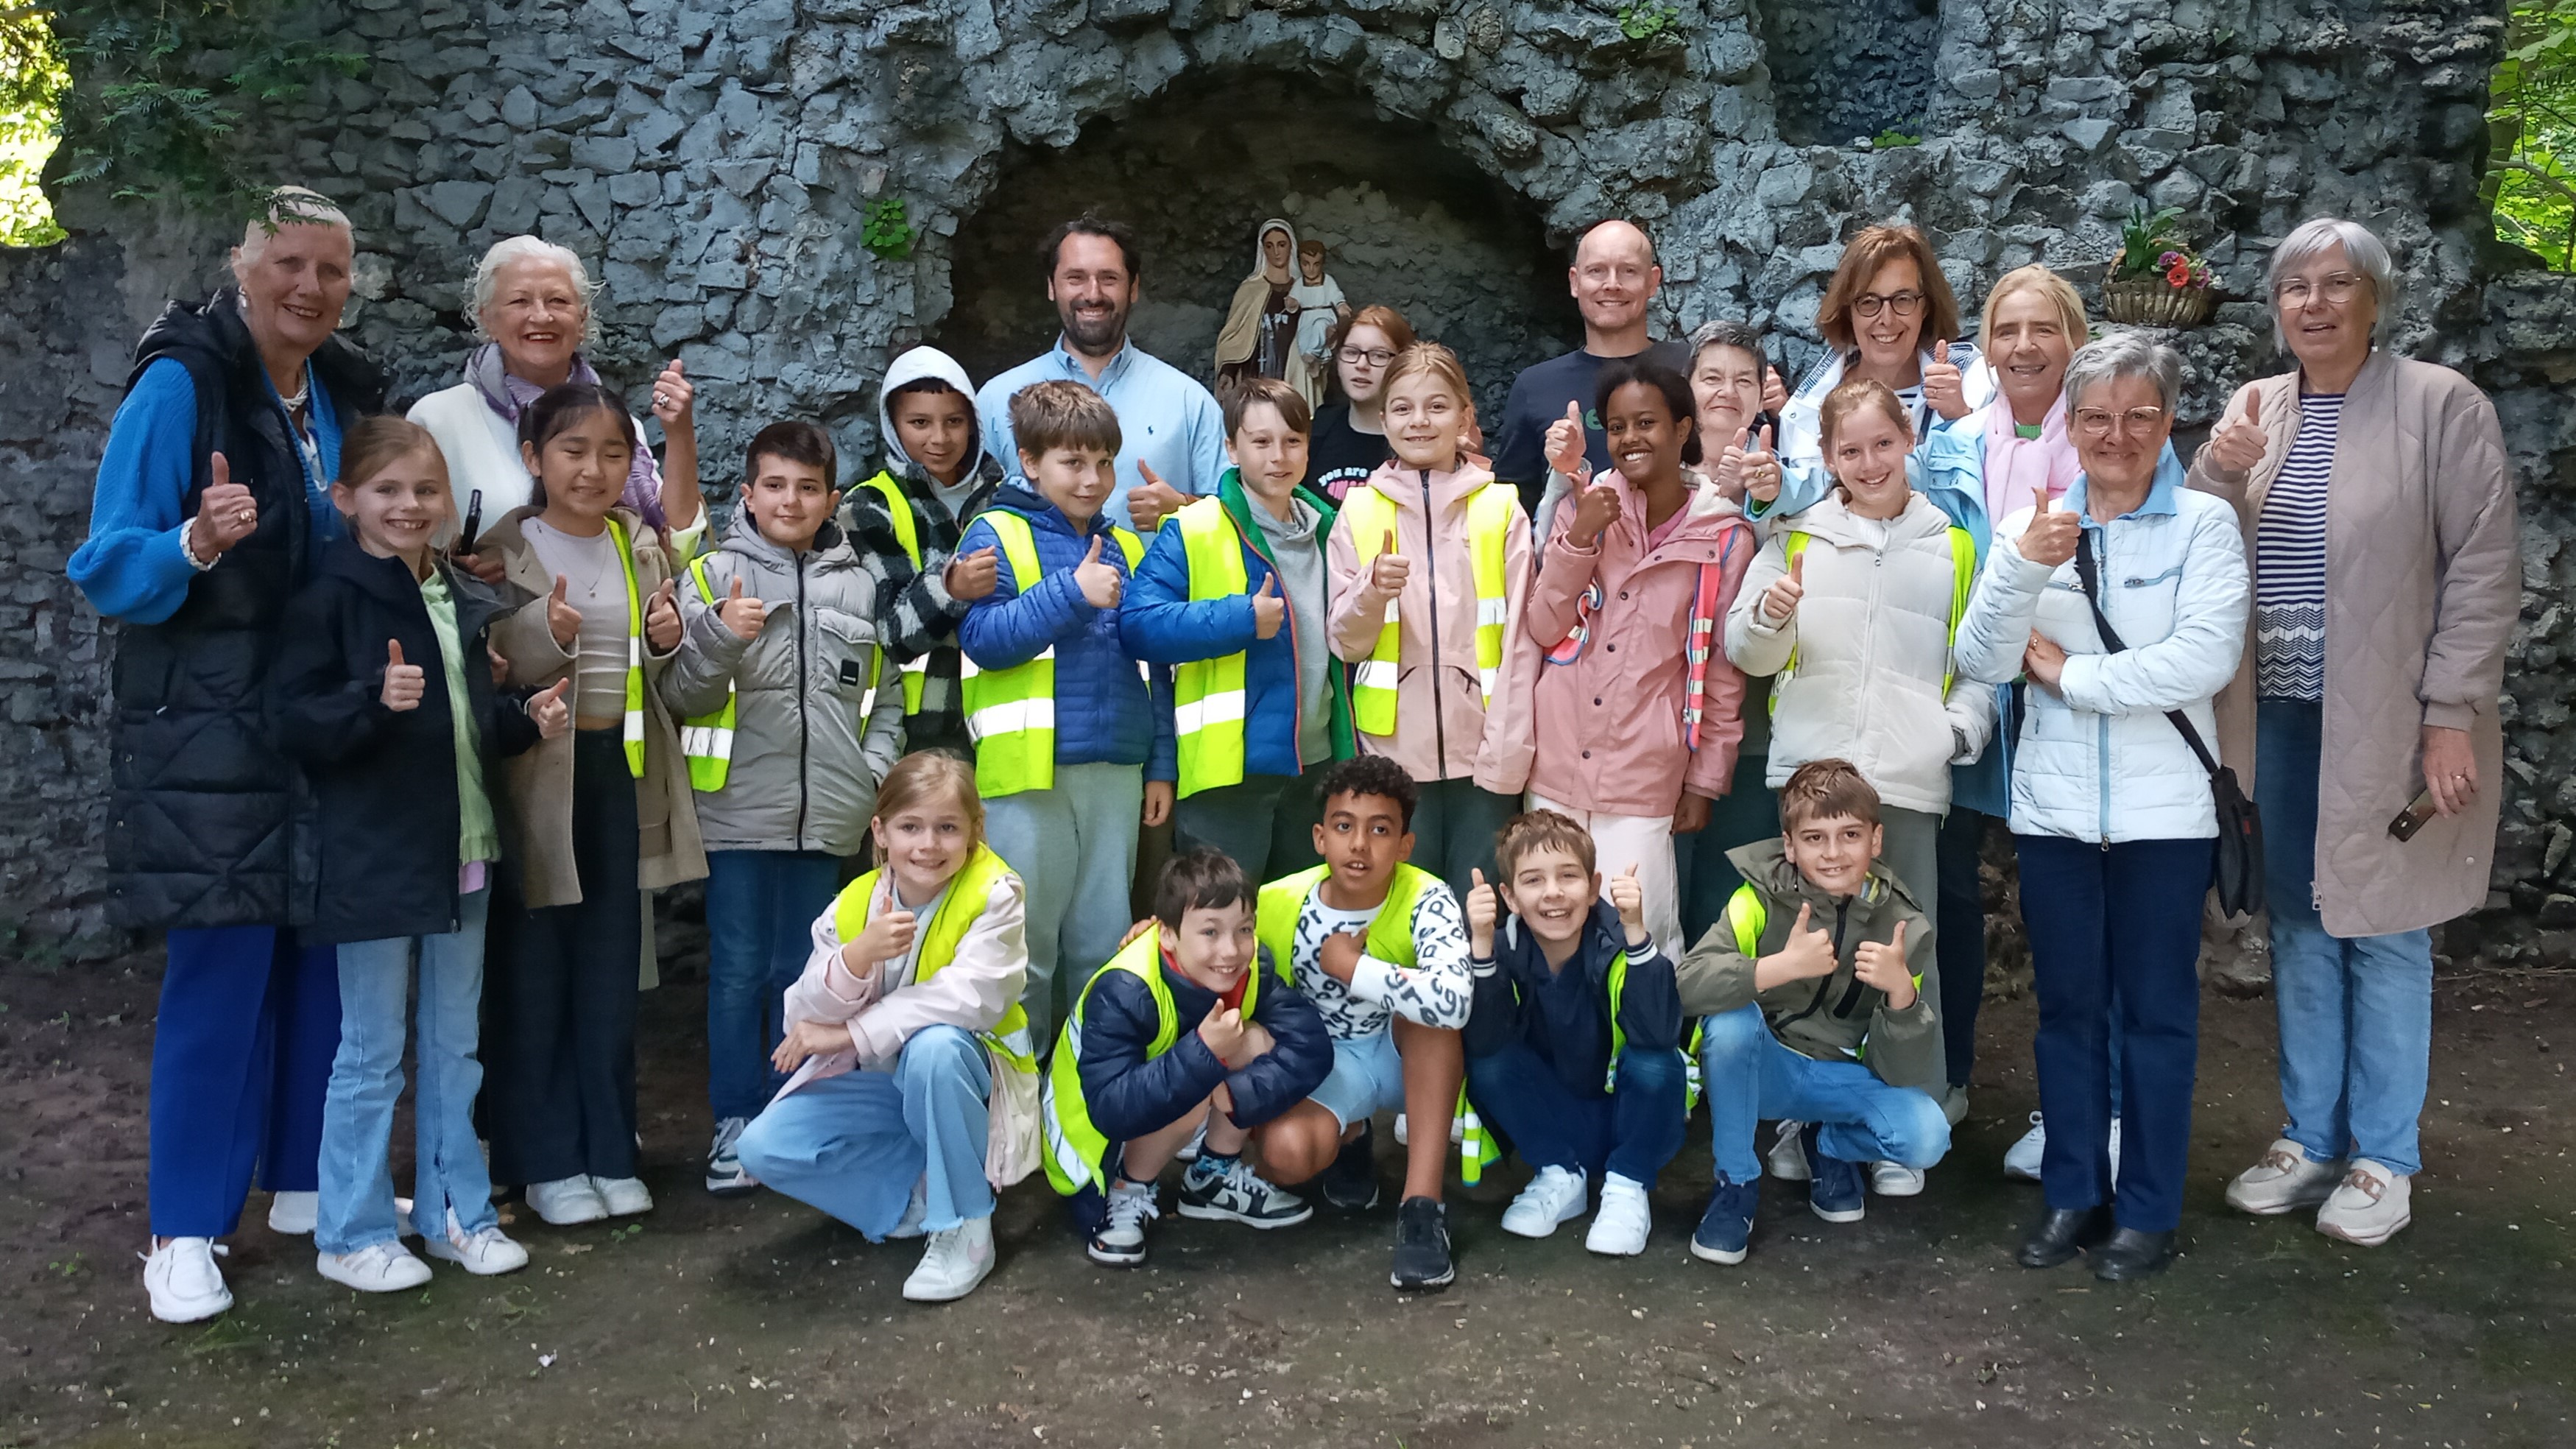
left=1543, top=398, right=1589, bottom=482
left=191, top=451, right=259, bottom=558
left=1074, top=532, right=1125, bottom=609
left=1568, top=472, right=1624, bottom=543
left=528, top=677, right=572, bottom=739
left=1760, top=549, right=1806, bottom=624
left=1741, top=423, right=1782, bottom=504
left=1853, top=920, right=1916, bottom=1008
left=943, top=546, right=1001, bottom=602
left=1767, top=903, right=1839, bottom=983
left=1250, top=573, right=1285, bottom=640
left=1922, top=339, right=1969, bottom=419
left=850, top=906, right=920, bottom=971
left=1608, top=861, right=1648, bottom=945
left=381, top=639, right=426, bottom=711
left=1197, top=1001, right=1249, bottom=1062
left=1126, top=462, right=1186, bottom=532
left=2204, top=389, right=2270, bottom=476
left=1365, top=527, right=1411, bottom=599
left=717, top=573, right=768, bottom=641
left=546, top=574, right=583, bottom=650
left=1464, top=866, right=1499, bottom=959
left=2018, top=482, right=2081, bottom=568
left=645, top=576, right=682, bottom=653
left=650, top=357, right=694, bottom=431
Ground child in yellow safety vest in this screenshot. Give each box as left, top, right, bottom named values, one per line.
left=1122, top=377, right=1354, bottom=884
left=1459, top=811, right=1686, bottom=1260
left=844, top=345, right=1009, bottom=758
left=1041, top=848, right=1338, bottom=1269
left=660, top=421, right=908, bottom=1196
left=735, top=752, right=1039, bottom=1304
left=955, top=381, right=1177, bottom=1046
left=1324, top=343, right=1536, bottom=901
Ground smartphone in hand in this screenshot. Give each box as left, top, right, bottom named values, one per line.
left=2388, top=789, right=2439, bottom=842
left=457, top=488, right=484, bottom=555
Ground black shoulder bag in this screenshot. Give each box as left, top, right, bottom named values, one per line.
left=2072, top=535, right=2264, bottom=917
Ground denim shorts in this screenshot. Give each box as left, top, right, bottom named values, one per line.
left=1309, top=1029, right=1405, bottom=1129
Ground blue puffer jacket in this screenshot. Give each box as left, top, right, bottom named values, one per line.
left=1120, top=473, right=1353, bottom=786
left=1076, top=951, right=1333, bottom=1147
left=956, top=483, right=1175, bottom=780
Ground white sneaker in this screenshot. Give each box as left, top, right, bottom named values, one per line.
left=902, top=1216, right=997, bottom=1302
left=705, top=1118, right=756, bottom=1194
left=1087, top=1179, right=1159, bottom=1267
left=1583, top=1174, right=1651, bottom=1257
left=317, top=1241, right=433, bottom=1294
left=2002, top=1113, right=2046, bottom=1181
left=591, top=1176, right=654, bottom=1217
left=2315, top=1160, right=2412, bottom=1247
left=1767, top=1121, right=1810, bottom=1182
left=1391, top=1113, right=1464, bottom=1148
left=1500, top=1165, right=1588, bottom=1238
left=526, top=1176, right=610, bottom=1226
left=141, top=1238, right=232, bottom=1323
left=1868, top=1162, right=1926, bottom=1196
left=267, top=1190, right=318, bottom=1235
left=888, top=1176, right=931, bottom=1239
left=423, top=1210, right=529, bottom=1276
left=2225, top=1138, right=2345, bottom=1216
left=1173, top=1119, right=1207, bottom=1164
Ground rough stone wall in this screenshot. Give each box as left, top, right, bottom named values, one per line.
left=1, top=0, right=2571, bottom=959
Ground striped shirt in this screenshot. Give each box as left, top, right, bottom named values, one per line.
left=2254, top=392, right=2343, bottom=700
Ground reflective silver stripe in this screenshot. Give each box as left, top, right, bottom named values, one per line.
left=959, top=655, right=981, bottom=680
left=859, top=687, right=877, bottom=718
left=1476, top=596, right=1511, bottom=627
left=900, top=655, right=928, bottom=677
left=1478, top=665, right=1500, bottom=699
left=680, top=724, right=734, bottom=757
left=1353, top=659, right=1400, bottom=691
left=1136, top=659, right=1151, bottom=683
left=623, top=708, right=645, bottom=746
left=1173, top=689, right=1247, bottom=736
left=967, top=697, right=1056, bottom=738
left=1382, top=597, right=1398, bottom=627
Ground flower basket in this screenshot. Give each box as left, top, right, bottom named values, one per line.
left=2101, top=271, right=2219, bottom=327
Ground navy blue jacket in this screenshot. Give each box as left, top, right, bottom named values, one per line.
left=1076, top=948, right=1333, bottom=1147
left=956, top=484, right=1175, bottom=780
left=1463, top=899, right=1682, bottom=1100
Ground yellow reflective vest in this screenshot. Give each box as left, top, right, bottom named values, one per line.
left=1338, top=481, right=1516, bottom=738
left=955, top=510, right=1146, bottom=799
left=828, top=844, right=1040, bottom=1076
left=858, top=470, right=930, bottom=715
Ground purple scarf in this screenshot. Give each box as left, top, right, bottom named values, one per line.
left=465, top=342, right=668, bottom=531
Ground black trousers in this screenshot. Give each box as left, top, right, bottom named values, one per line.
left=484, top=730, right=643, bottom=1185
left=1936, top=805, right=1991, bottom=1089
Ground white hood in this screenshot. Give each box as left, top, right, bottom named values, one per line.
left=1247, top=218, right=1296, bottom=281
left=876, top=345, right=985, bottom=482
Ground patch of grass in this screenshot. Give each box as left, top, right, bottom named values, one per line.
left=1615, top=1, right=1680, bottom=43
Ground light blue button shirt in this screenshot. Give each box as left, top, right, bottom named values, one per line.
left=974, top=337, right=1229, bottom=522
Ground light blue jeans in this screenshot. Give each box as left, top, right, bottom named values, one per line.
left=983, top=761, right=1144, bottom=1043
left=2259, top=699, right=2435, bottom=1176
left=734, top=1024, right=995, bottom=1239
left=1699, top=1004, right=1951, bottom=1184
left=317, top=888, right=498, bottom=1255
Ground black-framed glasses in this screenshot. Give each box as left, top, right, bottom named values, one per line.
left=1852, top=289, right=1924, bottom=320
left=1338, top=346, right=1397, bottom=366
left=2072, top=406, right=2170, bottom=438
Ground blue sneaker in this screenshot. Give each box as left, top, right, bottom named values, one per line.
left=1804, top=1124, right=1866, bottom=1224
left=1690, top=1174, right=1759, bottom=1264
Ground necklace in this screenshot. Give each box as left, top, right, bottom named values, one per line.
left=532, top=518, right=618, bottom=602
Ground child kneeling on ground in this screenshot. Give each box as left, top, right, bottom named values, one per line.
left=1679, top=759, right=1949, bottom=1266
left=735, top=752, right=1041, bottom=1303
left=1461, top=811, right=1686, bottom=1258
left=1042, top=848, right=1338, bottom=1268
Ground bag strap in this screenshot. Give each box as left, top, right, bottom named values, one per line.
left=2071, top=531, right=2225, bottom=782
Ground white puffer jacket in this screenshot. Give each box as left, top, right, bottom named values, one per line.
left=1726, top=492, right=1995, bottom=815
left=1955, top=462, right=2249, bottom=843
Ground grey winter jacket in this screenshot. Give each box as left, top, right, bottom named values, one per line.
left=660, top=515, right=906, bottom=856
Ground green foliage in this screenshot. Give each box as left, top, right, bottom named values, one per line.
left=1615, top=1, right=1680, bottom=43
left=2111, top=204, right=2188, bottom=279
left=43, top=1, right=361, bottom=219
left=861, top=195, right=915, bottom=261
left=1, top=4, right=66, bottom=245
left=2489, top=1, right=2576, bottom=270
left=1871, top=128, right=1921, bottom=148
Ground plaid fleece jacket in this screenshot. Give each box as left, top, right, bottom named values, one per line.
left=841, top=454, right=1006, bottom=742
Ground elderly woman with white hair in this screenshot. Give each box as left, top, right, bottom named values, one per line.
left=408, top=235, right=705, bottom=570
left=69, top=186, right=386, bottom=1323
left=1955, top=333, right=2249, bottom=1282
left=2188, top=217, right=2518, bottom=1249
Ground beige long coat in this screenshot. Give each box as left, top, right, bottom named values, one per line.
left=2186, top=352, right=2519, bottom=937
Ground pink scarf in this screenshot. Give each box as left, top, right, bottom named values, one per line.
left=1980, top=398, right=2080, bottom=521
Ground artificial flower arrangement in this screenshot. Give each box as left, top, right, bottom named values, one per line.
left=2103, top=204, right=2220, bottom=327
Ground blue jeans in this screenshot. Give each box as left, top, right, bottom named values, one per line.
left=1699, top=1004, right=1950, bottom=1184
left=1467, top=1040, right=1687, bottom=1186
left=149, top=926, right=341, bottom=1238
left=2015, top=832, right=2212, bottom=1233
left=317, top=889, right=498, bottom=1254
left=984, top=761, right=1144, bottom=1044
left=734, top=1024, right=995, bottom=1238
left=2258, top=698, right=2435, bottom=1175
left=705, top=850, right=844, bottom=1122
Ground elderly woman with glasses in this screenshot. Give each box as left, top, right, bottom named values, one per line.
left=1955, top=334, right=2249, bottom=1281
left=1776, top=222, right=1996, bottom=483
left=2187, top=218, right=2518, bottom=1249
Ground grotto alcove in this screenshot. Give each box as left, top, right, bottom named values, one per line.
left=928, top=71, right=1585, bottom=422
left=1761, top=0, right=1941, bottom=148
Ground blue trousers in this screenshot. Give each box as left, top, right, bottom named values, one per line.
left=1672, top=749, right=1778, bottom=951
left=149, top=925, right=342, bottom=1237
left=319, top=889, right=498, bottom=1254
left=705, top=850, right=844, bottom=1122
left=735, top=1025, right=995, bottom=1239
left=1699, top=1004, right=1950, bottom=1184
left=2015, top=832, right=2212, bottom=1233
left=2258, top=699, right=2435, bottom=1175
left=1466, top=1040, right=1686, bottom=1186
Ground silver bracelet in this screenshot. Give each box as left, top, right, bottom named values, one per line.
left=177, top=520, right=216, bottom=571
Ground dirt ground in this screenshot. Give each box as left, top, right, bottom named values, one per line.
left=3, top=945, right=2571, bottom=1449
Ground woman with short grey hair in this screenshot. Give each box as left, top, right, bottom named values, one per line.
left=408, top=235, right=706, bottom=572
left=1955, top=331, right=2250, bottom=1281
left=2189, top=216, right=2519, bottom=1249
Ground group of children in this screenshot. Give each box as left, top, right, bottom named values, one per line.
left=261, top=325, right=1990, bottom=1311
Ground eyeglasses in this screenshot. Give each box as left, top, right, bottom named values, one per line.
left=1852, top=289, right=1924, bottom=320
left=1337, top=346, right=1397, bottom=367
left=2276, top=272, right=2366, bottom=307
left=2072, top=406, right=2170, bottom=438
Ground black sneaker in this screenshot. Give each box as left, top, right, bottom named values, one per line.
left=1321, top=1122, right=1380, bottom=1211
left=1388, top=1195, right=1455, bottom=1291
left=1176, top=1157, right=1314, bottom=1229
